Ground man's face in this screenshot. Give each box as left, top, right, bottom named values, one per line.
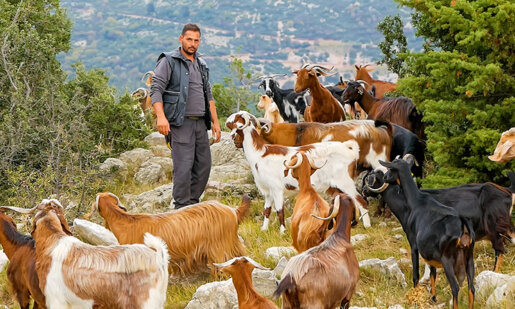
left=179, top=30, right=201, bottom=56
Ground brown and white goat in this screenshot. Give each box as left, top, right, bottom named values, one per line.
left=489, top=127, right=515, bottom=163
left=20, top=199, right=169, bottom=309
left=258, top=118, right=393, bottom=172
left=273, top=194, right=360, bottom=309
left=293, top=64, right=346, bottom=123
left=85, top=192, right=250, bottom=276
left=257, top=95, right=284, bottom=123
left=0, top=209, right=46, bottom=309
left=284, top=151, right=333, bottom=253
left=354, top=64, right=397, bottom=98
left=214, top=256, right=278, bottom=309
left=131, top=71, right=156, bottom=127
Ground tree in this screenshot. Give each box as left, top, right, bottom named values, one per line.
left=378, top=0, right=515, bottom=187
left=376, top=15, right=408, bottom=77
left=0, top=0, right=150, bottom=206
left=211, top=52, right=259, bottom=119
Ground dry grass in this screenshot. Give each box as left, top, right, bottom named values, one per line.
left=0, top=192, right=514, bottom=309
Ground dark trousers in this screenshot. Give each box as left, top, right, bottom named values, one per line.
left=170, top=118, right=211, bottom=208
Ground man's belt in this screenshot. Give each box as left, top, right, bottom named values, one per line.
left=186, top=116, right=203, bottom=120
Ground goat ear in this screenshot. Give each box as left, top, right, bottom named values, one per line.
left=378, top=160, right=392, bottom=168
left=355, top=64, right=359, bottom=70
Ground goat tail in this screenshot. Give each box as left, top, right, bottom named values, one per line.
left=273, top=273, right=298, bottom=305
left=374, top=119, right=393, bottom=137
left=236, top=194, right=252, bottom=224
left=457, top=217, right=475, bottom=249
left=144, top=233, right=170, bottom=273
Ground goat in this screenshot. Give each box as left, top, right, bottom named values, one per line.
left=84, top=192, right=250, bottom=276
left=342, top=81, right=425, bottom=140
left=131, top=71, right=156, bottom=127
left=293, top=64, right=346, bottom=123
left=273, top=194, right=360, bottom=309
left=258, top=118, right=393, bottom=173
left=257, top=95, right=284, bottom=123
left=354, top=64, right=397, bottom=98
left=283, top=151, right=333, bottom=252
left=214, top=256, right=278, bottom=309
left=258, top=75, right=308, bottom=123
left=489, top=127, right=515, bottom=163
left=226, top=111, right=370, bottom=231
left=0, top=209, right=46, bottom=309
left=374, top=157, right=475, bottom=309
left=11, top=199, right=169, bottom=308
left=335, top=77, right=370, bottom=120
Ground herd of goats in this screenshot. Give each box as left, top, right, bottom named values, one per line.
left=0, top=64, right=514, bottom=309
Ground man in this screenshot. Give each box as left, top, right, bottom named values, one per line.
left=150, top=23, right=221, bottom=208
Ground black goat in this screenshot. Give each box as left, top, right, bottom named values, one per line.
left=373, top=157, right=475, bottom=309
left=258, top=76, right=308, bottom=123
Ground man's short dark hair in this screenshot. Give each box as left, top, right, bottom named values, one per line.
left=182, top=23, right=201, bottom=36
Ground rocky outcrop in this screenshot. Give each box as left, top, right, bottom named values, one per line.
left=359, top=257, right=407, bottom=288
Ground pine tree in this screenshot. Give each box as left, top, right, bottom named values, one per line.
left=378, top=0, right=515, bottom=187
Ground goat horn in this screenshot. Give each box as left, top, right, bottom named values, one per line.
left=0, top=205, right=38, bottom=214
left=262, top=123, right=271, bottom=134
left=402, top=153, right=419, bottom=166
left=308, top=157, right=327, bottom=170
left=356, top=80, right=370, bottom=86
left=312, top=195, right=341, bottom=220
left=283, top=152, right=303, bottom=169
left=213, top=256, right=239, bottom=268
left=365, top=182, right=389, bottom=193
left=141, top=71, right=153, bottom=81
left=243, top=256, right=270, bottom=270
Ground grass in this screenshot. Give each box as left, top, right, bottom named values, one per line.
left=1, top=192, right=514, bottom=308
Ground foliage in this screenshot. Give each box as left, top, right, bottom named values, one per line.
left=0, top=0, right=150, bottom=206
left=376, top=15, right=408, bottom=77
left=379, top=0, right=515, bottom=187
left=211, top=53, right=260, bottom=119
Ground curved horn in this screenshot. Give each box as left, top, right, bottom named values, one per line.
left=365, top=182, right=390, bottom=193
left=262, top=123, right=271, bottom=134
left=0, top=205, right=38, bottom=214
left=312, top=195, right=341, bottom=220
left=283, top=152, right=303, bottom=169
left=308, top=157, right=327, bottom=170
left=356, top=79, right=370, bottom=86
left=402, top=153, right=419, bottom=166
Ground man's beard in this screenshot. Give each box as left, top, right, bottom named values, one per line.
left=182, top=46, right=196, bottom=56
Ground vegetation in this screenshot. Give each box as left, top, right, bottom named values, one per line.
left=378, top=0, right=515, bottom=187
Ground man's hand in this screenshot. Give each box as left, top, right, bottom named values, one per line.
left=212, top=121, right=221, bottom=143
left=157, top=114, right=170, bottom=136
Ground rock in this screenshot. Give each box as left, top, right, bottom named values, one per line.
left=351, top=234, right=368, bottom=245
left=476, top=270, right=515, bottom=308
left=273, top=257, right=289, bottom=277
left=399, top=248, right=408, bottom=255
left=400, top=258, right=411, bottom=265
left=378, top=222, right=387, bottom=227
left=265, top=246, right=297, bottom=262
left=359, top=257, right=407, bottom=288
left=151, top=145, right=172, bottom=157
left=129, top=184, right=174, bottom=212
left=73, top=218, right=119, bottom=246
left=0, top=250, right=8, bottom=271
left=98, top=158, right=128, bottom=182
left=185, top=268, right=278, bottom=309
left=119, top=148, right=154, bottom=171
left=388, top=305, right=404, bottom=309
left=145, top=156, right=173, bottom=178
left=393, top=234, right=404, bottom=240
left=392, top=227, right=403, bottom=232
left=144, top=132, right=167, bottom=147
left=134, top=162, right=166, bottom=185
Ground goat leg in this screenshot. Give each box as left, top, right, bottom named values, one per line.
left=493, top=251, right=503, bottom=272
left=466, top=247, right=475, bottom=309
left=441, top=257, right=460, bottom=309
left=409, top=245, right=420, bottom=288
left=261, top=205, right=272, bottom=231
left=277, top=208, right=286, bottom=234
left=429, top=266, right=437, bottom=303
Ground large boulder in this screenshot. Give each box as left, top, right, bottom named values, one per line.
left=98, top=158, right=128, bottom=182
left=185, top=269, right=278, bottom=309
left=476, top=271, right=515, bottom=308
left=134, top=161, right=166, bottom=185
left=119, top=148, right=154, bottom=172
left=145, top=156, right=173, bottom=178
left=359, top=257, right=407, bottom=288
left=73, top=218, right=119, bottom=246
left=128, top=183, right=174, bottom=212
left=144, top=132, right=167, bottom=147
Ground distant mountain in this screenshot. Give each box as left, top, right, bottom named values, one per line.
left=59, top=0, right=421, bottom=91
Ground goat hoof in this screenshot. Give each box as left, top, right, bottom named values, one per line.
left=431, top=295, right=437, bottom=303
left=279, top=225, right=286, bottom=234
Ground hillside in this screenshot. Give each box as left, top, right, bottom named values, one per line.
left=58, top=0, right=421, bottom=90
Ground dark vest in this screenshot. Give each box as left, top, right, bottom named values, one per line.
left=158, top=50, right=212, bottom=129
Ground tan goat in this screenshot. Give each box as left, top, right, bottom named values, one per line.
left=257, top=95, right=284, bottom=123
left=489, top=127, right=515, bottom=163
left=84, top=192, right=251, bottom=276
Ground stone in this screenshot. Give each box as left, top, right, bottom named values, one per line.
left=151, top=145, right=171, bottom=158
left=351, top=234, right=368, bottom=245
left=399, top=248, right=408, bottom=255
left=145, top=156, right=173, bottom=178
left=98, top=158, right=128, bottom=182
left=144, top=131, right=167, bottom=147
left=0, top=250, right=8, bottom=271
left=119, top=148, right=154, bottom=171
left=359, top=257, right=407, bottom=288
left=265, top=246, right=297, bottom=262
left=476, top=270, right=515, bottom=308
left=393, top=234, right=404, bottom=240
left=129, top=183, right=174, bottom=212
left=273, top=257, right=289, bottom=277
left=73, top=218, right=119, bottom=246
left=134, top=162, right=166, bottom=185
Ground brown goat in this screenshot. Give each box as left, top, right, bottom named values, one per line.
left=284, top=151, right=333, bottom=252
left=0, top=210, right=46, bottom=309
left=214, top=256, right=278, bottom=309
left=355, top=64, right=397, bottom=98
left=293, top=64, right=346, bottom=123
left=489, top=127, right=515, bottom=163
left=84, top=192, right=251, bottom=276
left=257, top=95, right=284, bottom=123
left=273, top=194, right=359, bottom=308
left=131, top=71, right=156, bottom=127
